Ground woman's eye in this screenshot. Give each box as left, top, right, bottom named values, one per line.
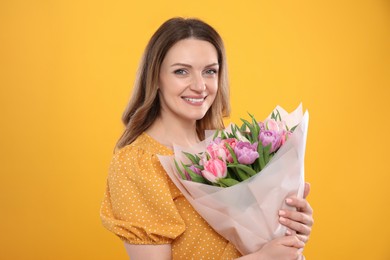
left=174, top=69, right=187, bottom=75
left=205, top=69, right=218, bottom=75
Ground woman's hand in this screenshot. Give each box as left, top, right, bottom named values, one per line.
left=241, top=235, right=304, bottom=260
left=279, top=182, right=314, bottom=243
left=259, top=236, right=305, bottom=260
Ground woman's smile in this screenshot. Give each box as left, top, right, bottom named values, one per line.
left=181, top=96, right=207, bottom=106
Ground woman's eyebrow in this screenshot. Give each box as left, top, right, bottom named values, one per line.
left=170, top=62, right=219, bottom=67
left=171, top=63, right=192, bottom=68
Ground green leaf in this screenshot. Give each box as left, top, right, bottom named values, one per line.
left=240, top=124, right=247, bottom=132
left=237, top=168, right=249, bottom=180
left=227, top=164, right=257, bottom=177
left=231, top=124, right=237, bottom=138
left=241, top=118, right=255, bottom=133
left=224, top=143, right=238, bottom=163
left=250, top=114, right=260, bottom=130
left=174, top=159, right=187, bottom=180
left=213, top=129, right=220, bottom=140
left=263, top=144, right=271, bottom=164
left=253, top=160, right=260, bottom=172
left=218, top=178, right=240, bottom=187
left=227, top=132, right=235, bottom=138
left=257, top=141, right=266, bottom=170
left=271, top=111, right=276, bottom=120
left=182, top=163, right=206, bottom=183
left=183, top=151, right=200, bottom=165
left=227, top=166, right=240, bottom=180
left=290, top=125, right=298, bottom=132
left=271, top=110, right=281, bottom=121
left=218, top=181, right=227, bottom=188
left=249, top=114, right=260, bottom=143
left=194, top=165, right=204, bottom=171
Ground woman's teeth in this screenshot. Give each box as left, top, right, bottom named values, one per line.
left=184, top=97, right=204, bottom=103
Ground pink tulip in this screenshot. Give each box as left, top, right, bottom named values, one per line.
left=258, top=122, right=265, bottom=131
left=207, top=138, right=226, bottom=160
left=280, top=130, right=293, bottom=145
left=264, top=119, right=279, bottom=132
left=222, top=138, right=238, bottom=163
left=207, top=138, right=237, bottom=163
left=202, top=158, right=227, bottom=183
left=277, top=120, right=288, bottom=132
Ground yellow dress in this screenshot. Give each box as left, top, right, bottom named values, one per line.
left=100, top=133, right=241, bottom=259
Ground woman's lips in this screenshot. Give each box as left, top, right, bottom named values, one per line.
left=182, top=96, right=206, bottom=106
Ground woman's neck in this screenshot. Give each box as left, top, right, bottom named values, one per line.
left=146, top=115, right=200, bottom=149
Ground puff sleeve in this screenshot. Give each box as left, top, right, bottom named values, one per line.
left=100, top=145, right=186, bottom=244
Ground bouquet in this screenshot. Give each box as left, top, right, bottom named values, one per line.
left=174, top=109, right=297, bottom=188
left=158, top=104, right=309, bottom=255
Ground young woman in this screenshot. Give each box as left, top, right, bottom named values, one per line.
left=100, top=17, right=313, bottom=259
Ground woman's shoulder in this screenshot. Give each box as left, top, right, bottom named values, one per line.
left=114, top=132, right=172, bottom=159
left=107, top=132, right=174, bottom=188
left=109, top=132, right=172, bottom=177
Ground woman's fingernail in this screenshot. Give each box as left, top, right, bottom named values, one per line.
left=279, top=210, right=286, bottom=216
left=286, top=229, right=292, bottom=235
left=286, top=198, right=293, bottom=204
left=279, top=217, right=286, bottom=223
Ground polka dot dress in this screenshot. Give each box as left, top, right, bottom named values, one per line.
left=100, top=133, right=242, bottom=259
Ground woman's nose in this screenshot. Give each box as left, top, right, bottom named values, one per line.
left=190, top=73, right=206, bottom=91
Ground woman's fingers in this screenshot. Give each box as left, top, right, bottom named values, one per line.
left=279, top=209, right=314, bottom=227
left=296, top=233, right=310, bottom=243
left=256, top=236, right=305, bottom=260
left=286, top=197, right=313, bottom=215
left=279, top=215, right=312, bottom=236
left=277, top=235, right=305, bottom=249
left=303, top=182, right=311, bottom=199
left=277, top=183, right=314, bottom=245
left=280, top=194, right=314, bottom=243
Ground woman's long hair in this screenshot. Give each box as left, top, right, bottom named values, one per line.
left=115, top=17, right=230, bottom=150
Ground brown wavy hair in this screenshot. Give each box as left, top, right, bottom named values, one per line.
left=115, top=17, right=230, bottom=150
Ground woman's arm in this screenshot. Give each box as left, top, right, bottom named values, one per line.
left=124, top=243, right=172, bottom=260
left=122, top=183, right=313, bottom=260
left=125, top=237, right=304, bottom=260
left=237, top=235, right=305, bottom=260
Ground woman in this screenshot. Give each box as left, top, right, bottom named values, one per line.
left=100, top=17, right=313, bottom=259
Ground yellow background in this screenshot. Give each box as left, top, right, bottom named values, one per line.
left=1, top=0, right=389, bottom=259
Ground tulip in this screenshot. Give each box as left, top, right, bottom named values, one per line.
left=222, top=138, right=238, bottom=163
left=264, top=119, right=279, bottom=132
left=202, top=158, right=227, bottom=183
left=207, top=138, right=228, bottom=161
left=277, top=120, right=288, bottom=132
left=207, top=138, right=237, bottom=163
left=259, top=130, right=282, bottom=153
left=234, top=141, right=259, bottom=165
left=258, top=122, right=265, bottom=131
left=280, top=130, right=293, bottom=145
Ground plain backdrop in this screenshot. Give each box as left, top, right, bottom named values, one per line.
left=1, top=0, right=389, bottom=259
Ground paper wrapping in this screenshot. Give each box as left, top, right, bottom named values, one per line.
left=158, top=104, right=309, bottom=255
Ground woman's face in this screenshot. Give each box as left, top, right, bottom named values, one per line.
left=158, top=38, right=219, bottom=124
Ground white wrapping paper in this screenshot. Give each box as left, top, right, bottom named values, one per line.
left=158, top=104, right=309, bottom=255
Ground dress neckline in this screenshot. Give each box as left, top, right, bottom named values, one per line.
left=141, top=132, right=174, bottom=154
